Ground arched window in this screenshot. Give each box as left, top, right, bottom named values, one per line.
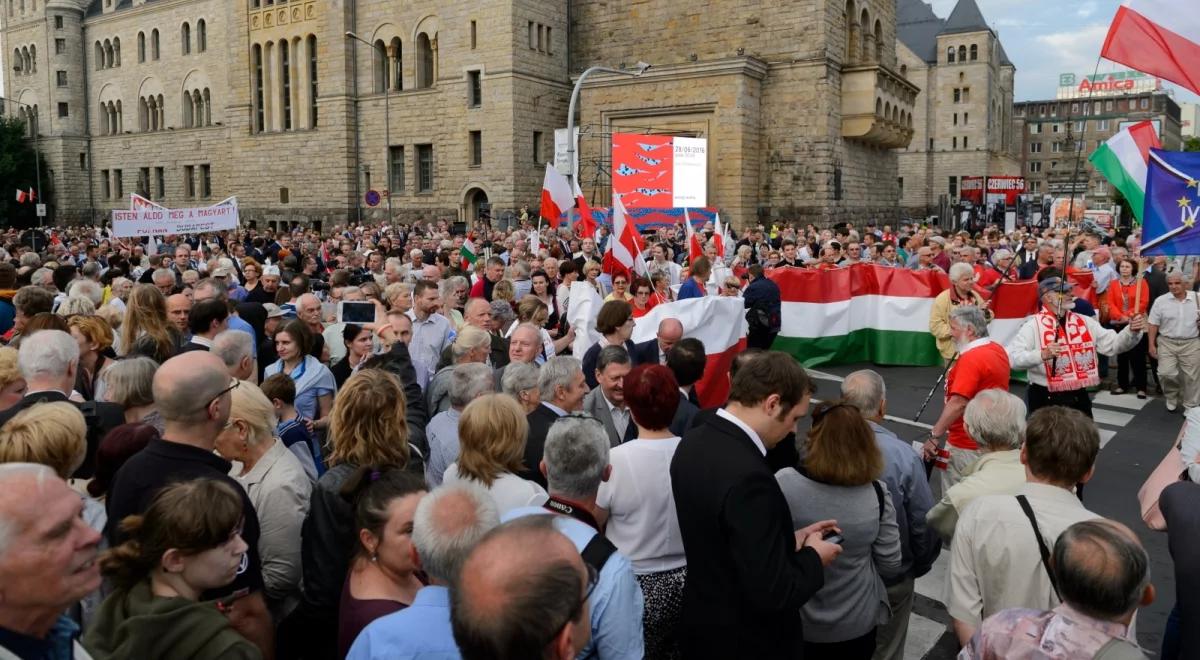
left=182, top=91, right=193, bottom=127
left=157, top=94, right=164, bottom=130
left=389, top=37, right=402, bottom=91
left=93, top=42, right=102, bottom=69
left=99, top=105, right=108, bottom=135
left=875, top=98, right=882, bottom=116
left=900, top=64, right=907, bottom=77
left=873, top=20, right=882, bottom=63
left=151, top=29, right=159, bottom=60
left=844, top=0, right=857, bottom=63
left=252, top=43, right=264, bottom=132
left=947, top=46, right=955, bottom=63
left=281, top=39, right=292, bottom=130
left=193, top=90, right=202, bottom=127
left=958, top=45, right=966, bottom=62
left=197, top=20, right=206, bottom=52
left=116, top=100, right=123, bottom=132
left=138, top=97, right=149, bottom=131
left=29, top=44, right=34, bottom=72
left=969, top=44, right=978, bottom=61
left=307, top=35, right=318, bottom=127
left=372, top=39, right=386, bottom=94
left=103, top=40, right=112, bottom=68
left=182, top=23, right=191, bottom=55
left=113, top=37, right=120, bottom=66
left=416, top=33, right=434, bottom=89
left=859, top=10, right=870, bottom=62
left=137, top=32, right=146, bottom=62
left=203, top=88, right=211, bottom=126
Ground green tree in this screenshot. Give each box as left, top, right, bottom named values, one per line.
left=1184, top=136, right=1200, bottom=152
left=0, top=116, right=47, bottom=228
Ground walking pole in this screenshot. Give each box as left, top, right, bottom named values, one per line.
left=918, top=354, right=957, bottom=478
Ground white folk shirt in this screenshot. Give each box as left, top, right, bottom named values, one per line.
left=1148, top=291, right=1200, bottom=340
left=1005, top=311, right=1142, bottom=388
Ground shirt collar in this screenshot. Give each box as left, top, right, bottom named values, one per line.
left=716, top=407, right=767, bottom=456
left=1052, top=603, right=1132, bottom=640
left=412, top=584, right=451, bottom=608
left=239, top=439, right=286, bottom=487
left=602, top=391, right=625, bottom=414
left=191, top=335, right=215, bottom=348
left=960, top=337, right=993, bottom=355
left=1019, top=481, right=1088, bottom=507
left=542, top=402, right=567, bottom=417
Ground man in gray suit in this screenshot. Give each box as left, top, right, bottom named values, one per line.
left=582, top=345, right=635, bottom=447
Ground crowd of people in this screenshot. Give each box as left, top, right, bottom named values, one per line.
left=0, top=215, right=1194, bottom=660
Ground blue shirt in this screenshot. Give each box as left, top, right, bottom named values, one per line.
left=677, top=277, right=705, bottom=300
left=425, top=408, right=461, bottom=488
left=346, top=586, right=460, bottom=660
left=867, top=421, right=941, bottom=581
left=228, top=314, right=258, bottom=359
left=504, top=507, right=645, bottom=660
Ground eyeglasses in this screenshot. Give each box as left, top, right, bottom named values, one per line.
left=203, top=379, right=240, bottom=410
left=548, top=560, right=599, bottom=645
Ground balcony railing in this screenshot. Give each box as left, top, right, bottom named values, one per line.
left=841, top=64, right=919, bottom=149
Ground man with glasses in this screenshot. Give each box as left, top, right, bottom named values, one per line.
left=504, top=414, right=645, bottom=660
left=105, top=351, right=274, bottom=656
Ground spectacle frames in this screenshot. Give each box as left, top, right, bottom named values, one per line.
left=547, top=560, right=599, bottom=645
left=204, top=379, right=240, bottom=411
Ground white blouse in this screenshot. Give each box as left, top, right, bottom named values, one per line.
left=442, top=464, right=548, bottom=514
left=596, top=437, right=686, bottom=574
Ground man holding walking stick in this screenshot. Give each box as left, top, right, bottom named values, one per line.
left=921, top=306, right=1011, bottom=493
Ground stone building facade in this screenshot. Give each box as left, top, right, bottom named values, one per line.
left=1014, top=92, right=1181, bottom=205
left=4, top=0, right=916, bottom=229
left=571, top=0, right=917, bottom=227
left=894, top=0, right=1020, bottom=218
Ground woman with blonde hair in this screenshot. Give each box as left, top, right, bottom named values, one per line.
left=292, top=368, right=418, bottom=657
left=121, top=283, right=182, bottom=363
left=0, top=346, right=27, bottom=412
left=775, top=402, right=902, bottom=658
left=55, top=296, right=97, bottom=317
left=84, top=479, right=259, bottom=660
left=443, top=393, right=547, bottom=512
left=70, top=315, right=115, bottom=401
left=383, top=282, right=413, bottom=314
left=213, top=380, right=312, bottom=621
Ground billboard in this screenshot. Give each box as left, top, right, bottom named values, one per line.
left=985, top=176, right=1026, bottom=206
left=1056, top=70, right=1162, bottom=99
left=960, top=176, right=985, bottom=204
left=611, top=133, right=707, bottom=208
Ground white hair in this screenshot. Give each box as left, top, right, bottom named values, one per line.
left=501, top=361, right=540, bottom=398
left=449, top=362, right=494, bottom=408
left=538, top=356, right=581, bottom=402
left=212, top=330, right=254, bottom=370
left=963, top=388, right=1027, bottom=450
left=544, top=415, right=610, bottom=500
left=948, top=262, right=975, bottom=281
left=411, top=482, right=500, bottom=583
left=841, top=369, right=886, bottom=415
left=55, top=296, right=96, bottom=317
left=17, top=330, right=79, bottom=380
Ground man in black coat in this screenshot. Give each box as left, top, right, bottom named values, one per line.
left=631, top=317, right=684, bottom=366
left=742, top=264, right=782, bottom=350
left=670, top=352, right=840, bottom=659
left=0, top=329, right=124, bottom=480
left=519, top=356, right=588, bottom=487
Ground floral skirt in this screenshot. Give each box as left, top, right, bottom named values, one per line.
left=636, top=565, right=687, bottom=660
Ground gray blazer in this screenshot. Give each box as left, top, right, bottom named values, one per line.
left=774, top=468, right=903, bottom=644
left=582, top=387, right=634, bottom=447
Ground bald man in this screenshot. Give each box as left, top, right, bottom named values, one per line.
left=166, top=292, right=193, bottom=334
left=438, top=297, right=509, bottom=369
left=493, top=323, right=542, bottom=390
left=452, top=516, right=592, bottom=660
left=632, top=317, right=684, bottom=366
left=104, top=351, right=275, bottom=656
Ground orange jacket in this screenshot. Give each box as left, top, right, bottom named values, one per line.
left=1106, top=278, right=1149, bottom=323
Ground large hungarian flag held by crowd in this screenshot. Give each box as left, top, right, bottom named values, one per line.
left=1089, top=121, right=1161, bottom=223
left=1101, top=0, right=1200, bottom=96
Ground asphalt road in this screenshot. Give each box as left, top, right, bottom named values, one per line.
left=798, top=362, right=1176, bottom=659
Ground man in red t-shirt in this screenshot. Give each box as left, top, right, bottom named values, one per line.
left=923, top=305, right=1011, bottom=492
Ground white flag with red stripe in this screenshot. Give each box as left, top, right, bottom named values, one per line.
left=540, top=163, right=574, bottom=228
left=631, top=296, right=747, bottom=406
left=602, top=193, right=648, bottom=281
left=683, top=208, right=704, bottom=263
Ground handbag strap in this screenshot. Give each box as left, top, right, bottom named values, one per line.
left=1015, top=495, right=1061, bottom=601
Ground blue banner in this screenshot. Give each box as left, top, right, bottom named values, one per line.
left=1144, top=149, right=1200, bottom=256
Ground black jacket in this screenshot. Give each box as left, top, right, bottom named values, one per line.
left=742, top=276, right=782, bottom=333
left=368, top=342, right=430, bottom=457
left=581, top=338, right=636, bottom=390
left=0, top=390, right=124, bottom=479
left=519, top=403, right=562, bottom=487
left=630, top=338, right=663, bottom=366
left=670, top=411, right=824, bottom=659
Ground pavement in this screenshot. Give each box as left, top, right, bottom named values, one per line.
left=801, top=363, right=1175, bottom=660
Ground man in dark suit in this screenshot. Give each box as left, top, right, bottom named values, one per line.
left=178, top=298, right=229, bottom=353
left=0, top=329, right=124, bottom=480
left=582, top=346, right=636, bottom=447
left=743, top=264, right=782, bottom=350
left=667, top=337, right=706, bottom=409
left=520, top=355, right=588, bottom=487
left=670, top=352, right=841, bottom=659
left=631, top=318, right=684, bottom=367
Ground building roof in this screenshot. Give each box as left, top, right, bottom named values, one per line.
left=85, top=0, right=134, bottom=18
left=895, top=0, right=1012, bottom=66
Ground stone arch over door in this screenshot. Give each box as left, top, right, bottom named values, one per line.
left=464, top=186, right=490, bottom=224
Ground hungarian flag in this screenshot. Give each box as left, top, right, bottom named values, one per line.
left=1102, top=0, right=1200, bottom=96
left=539, top=163, right=574, bottom=227
left=460, top=237, right=477, bottom=269
left=1089, top=121, right=1161, bottom=223
left=601, top=193, right=647, bottom=282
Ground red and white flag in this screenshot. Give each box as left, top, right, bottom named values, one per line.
left=602, top=193, right=648, bottom=282
left=539, top=163, right=574, bottom=228
left=631, top=296, right=747, bottom=407
left=14, top=190, right=27, bottom=203
left=683, top=208, right=704, bottom=263
left=713, top=213, right=732, bottom=259
left=574, top=179, right=597, bottom=242
left=1102, top=0, right=1200, bottom=96
left=27, top=188, right=35, bottom=202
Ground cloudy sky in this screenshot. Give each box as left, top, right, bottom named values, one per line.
left=929, top=0, right=1199, bottom=104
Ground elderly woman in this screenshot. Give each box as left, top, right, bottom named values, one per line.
left=582, top=260, right=605, bottom=296
left=69, top=315, right=115, bottom=401
left=102, top=356, right=163, bottom=433
left=489, top=298, right=516, bottom=336
left=776, top=402, right=902, bottom=658
left=426, top=325, right=490, bottom=415
left=293, top=368, right=418, bottom=658
left=438, top=275, right=469, bottom=330
left=384, top=282, right=413, bottom=315
left=581, top=299, right=636, bottom=390
left=0, top=346, right=27, bottom=412
left=929, top=262, right=987, bottom=362
left=500, top=360, right=541, bottom=413
left=442, top=393, right=547, bottom=513
left=604, top=272, right=634, bottom=303
left=926, top=389, right=1027, bottom=543
left=265, top=320, right=336, bottom=432
left=214, top=380, right=312, bottom=621
left=597, top=365, right=686, bottom=659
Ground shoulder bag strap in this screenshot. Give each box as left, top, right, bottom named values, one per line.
left=1016, top=495, right=1061, bottom=600
left=873, top=480, right=886, bottom=521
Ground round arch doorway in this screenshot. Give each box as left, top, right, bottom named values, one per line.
left=465, top=188, right=491, bottom=225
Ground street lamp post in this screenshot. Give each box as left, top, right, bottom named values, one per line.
left=345, top=32, right=392, bottom=223
left=1, top=96, right=43, bottom=226
left=565, top=62, right=651, bottom=193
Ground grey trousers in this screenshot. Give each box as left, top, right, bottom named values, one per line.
left=873, top=575, right=915, bottom=660
left=1158, top=336, right=1200, bottom=408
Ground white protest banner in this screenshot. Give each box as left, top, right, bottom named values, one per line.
left=111, top=202, right=239, bottom=238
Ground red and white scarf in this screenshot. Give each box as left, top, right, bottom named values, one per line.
left=1036, top=309, right=1100, bottom=392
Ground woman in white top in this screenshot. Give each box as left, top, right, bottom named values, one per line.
left=442, top=393, right=547, bottom=513
left=596, top=364, right=686, bottom=660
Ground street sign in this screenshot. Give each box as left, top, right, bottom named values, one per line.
left=365, top=190, right=380, bottom=207
left=35, top=204, right=46, bottom=217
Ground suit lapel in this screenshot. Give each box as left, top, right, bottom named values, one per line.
left=695, top=410, right=766, bottom=463
left=589, top=393, right=621, bottom=447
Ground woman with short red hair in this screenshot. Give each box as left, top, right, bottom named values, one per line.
left=596, top=364, right=685, bottom=659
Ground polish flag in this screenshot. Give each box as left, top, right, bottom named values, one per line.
left=1102, top=0, right=1200, bottom=96
left=683, top=208, right=704, bottom=263
left=27, top=188, right=35, bottom=202
left=14, top=190, right=27, bottom=203
left=539, top=163, right=574, bottom=228
left=712, top=213, right=728, bottom=259
left=573, top=179, right=597, bottom=242
left=602, top=193, right=647, bottom=282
